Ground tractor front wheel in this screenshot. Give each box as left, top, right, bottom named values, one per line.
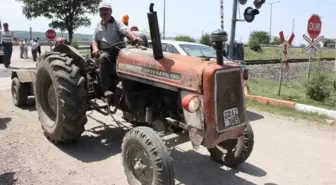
left=122, top=127, right=174, bottom=185
left=208, top=123, right=254, bottom=168
left=35, top=52, right=88, bottom=143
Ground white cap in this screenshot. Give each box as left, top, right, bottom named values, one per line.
left=98, top=2, right=111, bottom=9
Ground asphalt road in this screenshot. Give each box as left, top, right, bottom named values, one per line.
left=0, top=47, right=335, bottom=185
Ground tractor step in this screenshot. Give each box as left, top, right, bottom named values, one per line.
left=89, top=99, right=108, bottom=109
left=161, top=132, right=189, bottom=148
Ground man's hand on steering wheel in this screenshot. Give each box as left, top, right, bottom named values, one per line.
left=92, top=48, right=100, bottom=57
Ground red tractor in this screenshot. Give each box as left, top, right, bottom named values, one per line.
left=31, top=4, right=254, bottom=184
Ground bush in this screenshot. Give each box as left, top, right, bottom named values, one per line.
left=306, top=72, right=331, bottom=101
left=248, top=37, right=262, bottom=52
left=175, top=35, right=196, bottom=43
left=71, top=39, right=79, bottom=49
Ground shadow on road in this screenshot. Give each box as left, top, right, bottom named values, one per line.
left=0, top=172, right=17, bottom=185
left=0, top=117, right=12, bottom=130
left=57, top=115, right=129, bottom=163
left=173, top=149, right=267, bottom=185
left=247, top=110, right=264, bottom=122
left=55, top=113, right=270, bottom=185
left=14, top=97, right=36, bottom=111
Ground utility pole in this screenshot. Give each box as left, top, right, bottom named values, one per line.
left=29, top=27, right=32, bottom=41
left=228, top=0, right=238, bottom=59
left=162, top=0, right=166, bottom=39
left=268, top=1, right=280, bottom=43
left=292, top=18, right=295, bottom=33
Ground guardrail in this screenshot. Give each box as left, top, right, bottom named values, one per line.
left=245, top=57, right=335, bottom=65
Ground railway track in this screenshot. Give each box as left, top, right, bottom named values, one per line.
left=245, top=57, right=335, bottom=65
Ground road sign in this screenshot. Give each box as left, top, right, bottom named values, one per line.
left=45, top=29, right=56, bottom=40
left=302, top=34, right=324, bottom=53
left=307, top=14, right=322, bottom=39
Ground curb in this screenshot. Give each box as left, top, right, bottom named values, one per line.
left=246, top=94, right=336, bottom=119
left=246, top=95, right=295, bottom=108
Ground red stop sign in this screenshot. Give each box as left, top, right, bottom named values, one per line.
left=45, top=29, right=56, bottom=40
left=307, top=14, right=322, bottom=39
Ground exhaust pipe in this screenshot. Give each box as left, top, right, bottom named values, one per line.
left=147, top=3, right=164, bottom=60
left=211, top=30, right=228, bottom=65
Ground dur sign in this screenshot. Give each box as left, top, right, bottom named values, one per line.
left=307, top=14, right=322, bottom=39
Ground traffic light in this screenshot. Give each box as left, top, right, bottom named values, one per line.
left=253, top=0, right=265, bottom=9
left=243, top=7, right=260, bottom=23
left=239, top=0, right=247, bottom=5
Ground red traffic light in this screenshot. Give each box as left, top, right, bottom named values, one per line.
left=244, top=7, right=260, bottom=23
left=253, top=0, right=265, bottom=9
left=239, top=0, right=247, bottom=5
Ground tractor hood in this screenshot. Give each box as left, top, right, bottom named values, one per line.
left=116, top=48, right=240, bottom=93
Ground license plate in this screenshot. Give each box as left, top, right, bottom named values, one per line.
left=223, top=108, right=240, bottom=127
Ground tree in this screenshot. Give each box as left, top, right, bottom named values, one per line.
left=249, top=31, right=270, bottom=45
left=323, top=38, right=336, bottom=47
left=175, top=35, right=196, bottom=43
left=200, top=33, right=212, bottom=46
left=17, top=0, right=101, bottom=43
left=271, top=36, right=281, bottom=45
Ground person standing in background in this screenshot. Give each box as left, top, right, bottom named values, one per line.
left=1, top=22, right=14, bottom=68
left=31, top=39, right=39, bottom=61
left=36, top=37, right=41, bottom=57
left=19, top=39, right=24, bottom=58
left=23, top=38, right=29, bottom=58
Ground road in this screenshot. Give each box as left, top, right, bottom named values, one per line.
left=0, top=47, right=336, bottom=185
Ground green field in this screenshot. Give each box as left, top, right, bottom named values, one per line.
left=248, top=69, right=336, bottom=110
left=244, top=47, right=336, bottom=60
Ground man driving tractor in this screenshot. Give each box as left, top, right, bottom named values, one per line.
left=92, top=2, right=142, bottom=98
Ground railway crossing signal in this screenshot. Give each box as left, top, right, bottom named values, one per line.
left=243, top=7, right=260, bottom=23
left=277, top=31, right=295, bottom=96
left=303, top=14, right=324, bottom=80
left=279, top=31, right=295, bottom=71
left=239, top=0, right=247, bottom=5
left=302, top=34, right=324, bottom=54
left=253, top=0, right=265, bottom=9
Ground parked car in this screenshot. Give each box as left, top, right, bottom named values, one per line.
left=148, top=40, right=249, bottom=95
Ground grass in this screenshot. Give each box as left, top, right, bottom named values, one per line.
left=245, top=99, right=331, bottom=124
left=244, top=47, right=336, bottom=60
left=248, top=69, right=336, bottom=110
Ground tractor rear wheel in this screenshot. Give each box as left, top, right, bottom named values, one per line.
left=208, top=123, right=254, bottom=168
left=35, top=52, right=88, bottom=143
left=11, top=77, right=29, bottom=107
left=122, top=127, right=174, bottom=185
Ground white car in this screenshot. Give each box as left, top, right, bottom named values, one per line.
left=148, top=40, right=249, bottom=95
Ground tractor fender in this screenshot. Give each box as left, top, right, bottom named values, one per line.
left=11, top=70, right=36, bottom=83
left=52, top=44, right=87, bottom=74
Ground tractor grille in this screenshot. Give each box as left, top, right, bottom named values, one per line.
left=214, top=68, right=247, bottom=132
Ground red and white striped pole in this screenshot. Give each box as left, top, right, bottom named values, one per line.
left=220, top=0, right=224, bottom=30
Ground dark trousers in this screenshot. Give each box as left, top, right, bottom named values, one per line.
left=32, top=49, right=38, bottom=61
left=37, top=46, right=41, bottom=56
left=3, top=42, right=13, bottom=67
left=98, top=51, right=119, bottom=93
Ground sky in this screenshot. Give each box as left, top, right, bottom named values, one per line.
left=0, top=0, right=335, bottom=45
